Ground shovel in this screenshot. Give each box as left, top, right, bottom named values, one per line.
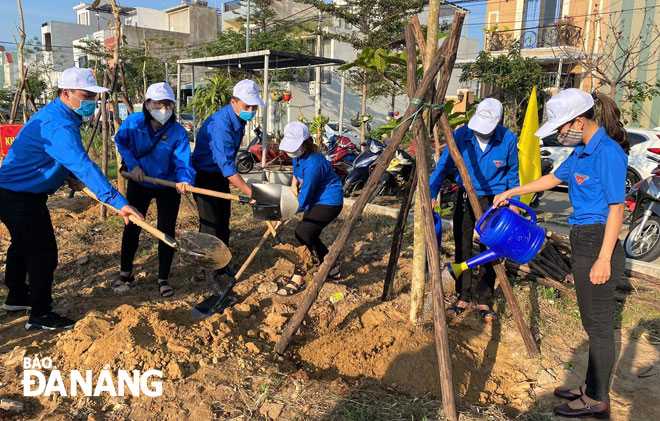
left=83, top=188, right=231, bottom=269
left=120, top=171, right=298, bottom=221
left=191, top=220, right=289, bottom=320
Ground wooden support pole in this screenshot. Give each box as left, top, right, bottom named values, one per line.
left=275, top=23, right=452, bottom=356
left=408, top=18, right=460, bottom=418
left=381, top=162, right=417, bottom=301
left=100, top=70, right=110, bottom=220
left=410, top=15, right=427, bottom=68
left=9, top=67, right=28, bottom=123
left=438, top=114, right=540, bottom=357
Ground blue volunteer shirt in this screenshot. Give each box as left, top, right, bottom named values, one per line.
left=0, top=98, right=127, bottom=210
left=429, top=125, right=520, bottom=198
left=293, top=152, right=343, bottom=213
left=554, top=126, right=627, bottom=225
left=191, top=105, right=245, bottom=176
left=115, top=112, right=195, bottom=189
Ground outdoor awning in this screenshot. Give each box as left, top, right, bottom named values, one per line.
left=177, top=49, right=345, bottom=70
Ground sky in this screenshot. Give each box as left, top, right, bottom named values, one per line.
left=0, top=0, right=486, bottom=52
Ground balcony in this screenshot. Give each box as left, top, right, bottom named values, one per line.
left=487, top=24, right=582, bottom=52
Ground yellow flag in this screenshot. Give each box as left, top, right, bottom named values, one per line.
left=518, top=86, right=542, bottom=205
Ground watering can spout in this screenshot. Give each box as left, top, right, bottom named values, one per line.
left=446, top=249, right=501, bottom=281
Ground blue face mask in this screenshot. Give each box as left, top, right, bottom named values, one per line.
left=72, top=93, right=96, bottom=117
left=239, top=110, right=256, bottom=121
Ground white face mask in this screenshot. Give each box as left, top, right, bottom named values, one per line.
left=150, top=107, right=172, bottom=125
left=475, top=131, right=493, bottom=142
left=286, top=147, right=304, bottom=159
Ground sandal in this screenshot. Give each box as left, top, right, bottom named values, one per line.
left=113, top=272, right=134, bottom=294
left=328, top=266, right=342, bottom=281
left=158, top=280, right=174, bottom=298
left=446, top=301, right=470, bottom=318
left=478, top=308, right=496, bottom=323
left=276, top=280, right=304, bottom=297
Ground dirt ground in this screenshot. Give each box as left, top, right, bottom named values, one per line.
left=1, top=189, right=659, bottom=420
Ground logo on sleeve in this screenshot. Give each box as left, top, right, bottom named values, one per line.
left=574, top=173, right=589, bottom=185
left=493, top=160, right=504, bottom=168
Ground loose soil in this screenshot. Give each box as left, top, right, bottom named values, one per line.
left=0, top=189, right=658, bottom=420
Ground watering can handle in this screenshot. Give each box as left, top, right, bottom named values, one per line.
left=475, top=198, right=536, bottom=236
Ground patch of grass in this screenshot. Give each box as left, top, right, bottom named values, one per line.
left=323, top=389, right=441, bottom=421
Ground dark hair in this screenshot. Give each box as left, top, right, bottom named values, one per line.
left=300, top=137, right=319, bottom=155
left=580, top=93, right=629, bottom=154
left=143, top=99, right=176, bottom=124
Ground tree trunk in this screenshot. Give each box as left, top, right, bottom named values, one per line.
left=16, top=0, right=27, bottom=122
left=110, top=0, right=126, bottom=197
left=100, top=71, right=109, bottom=220
left=411, top=0, right=442, bottom=323
left=142, top=29, right=149, bottom=98
left=361, top=71, right=367, bottom=148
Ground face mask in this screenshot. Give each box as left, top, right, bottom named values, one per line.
left=286, top=147, right=304, bottom=159
left=150, top=107, right=172, bottom=125
left=71, top=93, right=96, bottom=117
left=558, top=128, right=583, bottom=146
left=475, top=132, right=492, bottom=142
left=239, top=110, right=256, bottom=121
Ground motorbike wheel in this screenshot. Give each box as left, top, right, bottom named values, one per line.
left=624, top=215, right=660, bottom=261
left=236, top=157, right=254, bottom=174
left=368, top=178, right=389, bottom=203
left=343, top=180, right=357, bottom=197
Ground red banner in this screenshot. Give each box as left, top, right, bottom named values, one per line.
left=0, top=124, right=23, bottom=158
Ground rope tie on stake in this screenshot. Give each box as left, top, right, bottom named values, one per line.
left=396, top=98, right=445, bottom=131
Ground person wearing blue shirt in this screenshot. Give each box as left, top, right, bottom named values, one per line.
left=429, top=98, right=519, bottom=322
left=276, top=121, right=343, bottom=296
left=0, top=67, right=142, bottom=330
left=494, top=89, right=629, bottom=419
left=191, top=79, right=263, bottom=287
left=114, top=82, right=195, bottom=298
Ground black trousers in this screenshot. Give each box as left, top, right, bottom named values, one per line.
left=452, top=189, right=496, bottom=305
left=193, top=169, right=231, bottom=248
left=0, top=189, right=57, bottom=317
left=120, top=180, right=181, bottom=280
left=570, top=223, right=625, bottom=402
left=295, top=204, right=343, bottom=264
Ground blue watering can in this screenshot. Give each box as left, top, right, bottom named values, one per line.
left=445, top=199, right=545, bottom=280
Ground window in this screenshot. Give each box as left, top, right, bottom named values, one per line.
left=78, top=56, right=88, bottom=68
left=628, top=132, right=649, bottom=147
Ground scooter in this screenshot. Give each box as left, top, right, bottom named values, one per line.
left=343, top=138, right=384, bottom=197
left=325, top=135, right=358, bottom=182
left=370, top=148, right=414, bottom=201
left=236, top=127, right=290, bottom=174
left=623, top=148, right=660, bottom=261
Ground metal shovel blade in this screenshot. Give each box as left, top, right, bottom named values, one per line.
left=177, top=231, right=232, bottom=269
left=250, top=183, right=298, bottom=221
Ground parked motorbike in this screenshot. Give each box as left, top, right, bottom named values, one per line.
left=325, top=135, right=358, bottom=182
left=343, top=138, right=384, bottom=197
left=370, top=148, right=414, bottom=202
left=624, top=148, right=660, bottom=261
left=236, top=127, right=290, bottom=174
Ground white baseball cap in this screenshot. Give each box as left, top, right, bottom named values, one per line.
left=280, top=121, right=310, bottom=152
left=233, top=79, right=265, bottom=106
left=57, top=67, right=108, bottom=93
left=468, top=98, right=503, bottom=134
left=146, top=82, right=176, bottom=102
left=535, top=89, right=595, bottom=138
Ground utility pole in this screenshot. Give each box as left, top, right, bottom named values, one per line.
left=338, top=71, right=345, bottom=136
left=314, top=8, right=322, bottom=115
left=246, top=0, right=251, bottom=53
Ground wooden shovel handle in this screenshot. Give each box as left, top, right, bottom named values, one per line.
left=82, top=188, right=177, bottom=248
left=120, top=171, right=253, bottom=204
left=235, top=220, right=287, bottom=281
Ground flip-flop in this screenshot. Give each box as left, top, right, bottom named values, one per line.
left=479, top=308, right=496, bottom=323
left=158, top=280, right=174, bottom=298
left=276, top=280, right=304, bottom=297
left=446, top=301, right=470, bottom=318
left=113, top=272, right=134, bottom=294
